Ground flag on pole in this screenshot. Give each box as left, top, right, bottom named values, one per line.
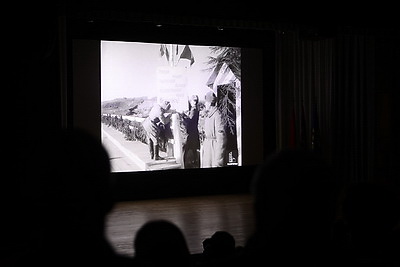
left=159, top=44, right=171, bottom=63
left=165, top=46, right=170, bottom=62
left=206, top=62, right=238, bottom=92
left=206, top=62, right=223, bottom=89
left=160, top=44, right=165, bottom=57
left=179, top=45, right=195, bottom=66
left=212, top=63, right=236, bottom=91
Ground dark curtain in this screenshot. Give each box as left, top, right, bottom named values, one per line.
left=332, top=32, right=375, bottom=184
left=276, top=28, right=376, bottom=184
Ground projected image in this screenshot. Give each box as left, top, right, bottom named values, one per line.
left=101, top=41, right=241, bottom=172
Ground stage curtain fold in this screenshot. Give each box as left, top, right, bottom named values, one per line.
left=275, top=28, right=376, bottom=184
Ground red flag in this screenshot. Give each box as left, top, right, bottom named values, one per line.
left=179, top=45, right=195, bottom=66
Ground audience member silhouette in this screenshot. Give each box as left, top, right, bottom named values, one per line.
left=341, top=182, right=400, bottom=266
left=199, top=230, right=239, bottom=266
left=15, top=131, right=399, bottom=267
left=241, top=148, right=339, bottom=267
left=17, top=128, right=134, bottom=266
left=133, top=219, right=193, bottom=267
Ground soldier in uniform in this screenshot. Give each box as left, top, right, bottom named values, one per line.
left=142, top=100, right=172, bottom=160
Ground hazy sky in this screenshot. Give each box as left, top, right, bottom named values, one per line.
left=101, top=40, right=218, bottom=102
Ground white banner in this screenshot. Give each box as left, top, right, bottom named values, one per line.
left=156, top=66, right=188, bottom=112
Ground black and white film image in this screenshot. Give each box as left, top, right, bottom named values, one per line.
left=101, top=40, right=241, bottom=172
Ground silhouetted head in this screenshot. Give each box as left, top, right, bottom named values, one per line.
left=250, top=148, right=335, bottom=247
left=203, top=231, right=236, bottom=258
left=26, top=128, right=114, bottom=232
left=19, top=128, right=124, bottom=265
left=134, top=219, right=191, bottom=265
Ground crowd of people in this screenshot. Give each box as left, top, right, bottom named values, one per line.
left=142, top=91, right=228, bottom=169
left=5, top=119, right=399, bottom=267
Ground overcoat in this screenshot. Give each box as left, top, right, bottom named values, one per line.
left=201, top=106, right=227, bottom=168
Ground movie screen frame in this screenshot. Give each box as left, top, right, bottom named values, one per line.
left=100, top=40, right=242, bottom=173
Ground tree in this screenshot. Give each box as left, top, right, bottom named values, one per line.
left=206, top=46, right=241, bottom=135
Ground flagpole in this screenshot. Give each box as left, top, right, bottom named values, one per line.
left=169, top=44, right=174, bottom=67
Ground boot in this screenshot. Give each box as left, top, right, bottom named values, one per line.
left=154, top=145, right=164, bottom=160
